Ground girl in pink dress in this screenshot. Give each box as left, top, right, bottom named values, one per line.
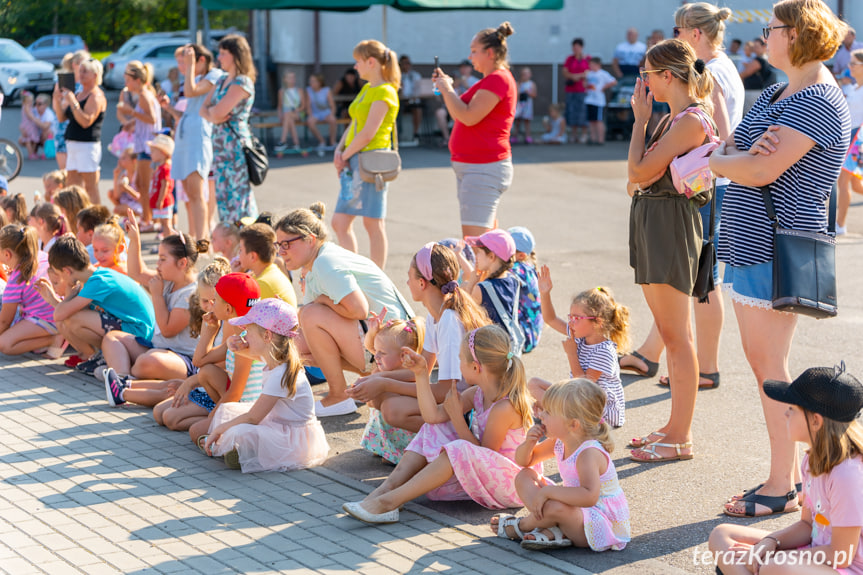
left=342, top=324, right=535, bottom=524
left=710, top=364, right=863, bottom=575
left=494, top=378, right=630, bottom=551
left=358, top=315, right=425, bottom=464
left=204, top=299, right=329, bottom=473
left=350, top=242, right=489, bottom=463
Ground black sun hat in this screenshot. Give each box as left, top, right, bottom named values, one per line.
left=763, top=362, right=863, bottom=423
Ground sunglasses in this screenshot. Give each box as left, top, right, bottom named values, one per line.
left=763, top=25, right=792, bottom=40
left=567, top=314, right=597, bottom=322
left=672, top=26, right=690, bottom=38
left=274, top=236, right=304, bottom=251
left=639, top=68, right=665, bottom=82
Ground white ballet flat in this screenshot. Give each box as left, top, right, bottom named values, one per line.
left=342, top=501, right=399, bottom=524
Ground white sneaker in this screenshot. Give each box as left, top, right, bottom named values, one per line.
left=314, top=397, right=357, bottom=417
left=836, top=225, right=847, bottom=236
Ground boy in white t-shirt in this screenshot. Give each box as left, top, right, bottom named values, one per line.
left=584, top=58, right=617, bottom=145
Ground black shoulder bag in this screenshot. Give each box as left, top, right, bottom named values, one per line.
left=758, top=83, right=837, bottom=318
left=219, top=77, right=268, bottom=186
left=691, top=184, right=716, bottom=303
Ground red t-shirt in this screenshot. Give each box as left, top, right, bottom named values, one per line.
left=449, top=69, right=516, bottom=164
left=564, top=55, right=590, bottom=94
left=149, top=162, right=175, bottom=210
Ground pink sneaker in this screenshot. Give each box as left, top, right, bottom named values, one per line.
left=525, top=137, right=534, bottom=144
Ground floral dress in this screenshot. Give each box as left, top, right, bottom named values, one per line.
left=360, top=407, right=415, bottom=464
left=550, top=439, right=630, bottom=551
left=211, top=75, right=258, bottom=223
left=405, top=387, right=540, bottom=509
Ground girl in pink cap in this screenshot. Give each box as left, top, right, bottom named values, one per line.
left=350, top=242, right=489, bottom=464
left=461, top=228, right=525, bottom=355
left=342, top=324, right=539, bottom=524
left=204, top=298, right=329, bottom=472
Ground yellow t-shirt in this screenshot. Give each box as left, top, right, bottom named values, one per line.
left=255, top=263, right=297, bottom=307
left=344, top=83, right=399, bottom=152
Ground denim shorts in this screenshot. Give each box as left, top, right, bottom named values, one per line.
left=723, top=261, right=773, bottom=310
left=134, top=336, right=199, bottom=377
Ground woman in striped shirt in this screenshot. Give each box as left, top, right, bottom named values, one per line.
left=710, top=0, right=849, bottom=517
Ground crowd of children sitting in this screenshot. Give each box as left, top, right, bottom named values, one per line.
left=0, top=145, right=861, bottom=567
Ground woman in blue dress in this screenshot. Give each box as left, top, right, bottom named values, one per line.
left=200, top=35, right=257, bottom=224
left=162, top=44, right=224, bottom=241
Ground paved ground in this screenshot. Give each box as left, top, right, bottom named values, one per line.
left=1, top=94, right=863, bottom=574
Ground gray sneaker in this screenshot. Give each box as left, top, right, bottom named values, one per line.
left=76, top=351, right=105, bottom=377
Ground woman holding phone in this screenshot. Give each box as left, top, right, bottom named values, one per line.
left=433, top=22, right=517, bottom=237
left=332, top=39, right=401, bottom=270
left=52, top=58, right=106, bottom=205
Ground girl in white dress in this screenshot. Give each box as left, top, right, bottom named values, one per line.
left=204, top=298, right=330, bottom=472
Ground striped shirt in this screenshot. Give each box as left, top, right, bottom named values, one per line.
left=2, top=252, right=54, bottom=324
left=226, top=348, right=264, bottom=403
left=573, top=338, right=625, bottom=428
left=718, top=83, right=850, bottom=267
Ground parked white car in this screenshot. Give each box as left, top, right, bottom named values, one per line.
left=0, top=39, right=56, bottom=104
left=103, top=38, right=188, bottom=90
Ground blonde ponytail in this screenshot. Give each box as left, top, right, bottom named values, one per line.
left=353, top=40, right=401, bottom=90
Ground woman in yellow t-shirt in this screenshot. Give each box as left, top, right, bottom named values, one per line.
left=332, top=40, right=401, bottom=270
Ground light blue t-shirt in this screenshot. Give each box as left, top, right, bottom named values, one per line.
left=79, top=268, right=155, bottom=340
left=303, top=242, right=413, bottom=320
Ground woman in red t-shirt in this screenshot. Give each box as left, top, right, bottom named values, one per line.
left=433, top=22, right=517, bottom=237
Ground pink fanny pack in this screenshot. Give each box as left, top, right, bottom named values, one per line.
left=669, top=107, right=721, bottom=199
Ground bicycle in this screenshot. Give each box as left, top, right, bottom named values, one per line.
left=0, top=138, right=23, bottom=182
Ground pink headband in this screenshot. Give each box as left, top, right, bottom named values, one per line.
left=468, top=328, right=479, bottom=363
left=416, top=242, right=436, bottom=282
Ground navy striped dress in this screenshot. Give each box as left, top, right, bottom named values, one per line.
left=717, top=83, right=850, bottom=267
left=572, top=338, right=625, bottom=428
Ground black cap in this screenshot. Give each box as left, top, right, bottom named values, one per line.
left=764, top=362, right=863, bottom=423
left=459, top=60, right=472, bottom=68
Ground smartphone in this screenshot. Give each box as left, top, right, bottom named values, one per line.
left=433, top=56, right=441, bottom=95
left=57, top=72, right=75, bottom=92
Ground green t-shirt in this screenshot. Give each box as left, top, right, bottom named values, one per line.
left=303, top=242, right=413, bottom=320
left=345, top=83, right=399, bottom=152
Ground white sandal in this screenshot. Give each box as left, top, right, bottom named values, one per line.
left=520, top=526, right=572, bottom=550
left=492, top=514, right=525, bottom=541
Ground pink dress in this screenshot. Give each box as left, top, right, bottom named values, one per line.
left=553, top=439, right=630, bottom=551
left=405, top=387, right=538, bottom=509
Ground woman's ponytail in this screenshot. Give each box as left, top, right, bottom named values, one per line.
left=689, top=58, right=714, bottom=106
left=353, top=40, right=401, bottom=90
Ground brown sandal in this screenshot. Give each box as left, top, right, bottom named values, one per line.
left=196, top=434, right=209, bottom=453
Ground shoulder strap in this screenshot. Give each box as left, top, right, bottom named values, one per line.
left=351, top=85, right=399, bottom=151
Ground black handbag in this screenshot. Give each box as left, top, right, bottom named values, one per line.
left=228, top=122, right=268, bottom=186
left=760, top=183, right=838, bottom=319
left=692, top=184, right=716, bottom=303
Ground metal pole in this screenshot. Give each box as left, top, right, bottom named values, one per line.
left=314, top=11, right=321, bottom=73
left=382, top=5, right=387, bottom=45
left=551, top=62, right=558, bottom=105
left=189, top=0, right=198, bottom=44
left=838, top=0, right=844, bottom=20
left=202, top=9, right=210, bottom=47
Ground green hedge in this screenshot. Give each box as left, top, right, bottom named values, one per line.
left=0, top=0, right=248, bottom=51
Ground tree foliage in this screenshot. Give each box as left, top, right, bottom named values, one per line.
left=0, top=0, right=248, bottom=51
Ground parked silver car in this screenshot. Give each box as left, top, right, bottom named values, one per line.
left=27, top=34, right=88, bottom=67
left=0, top=39, right=57, bottom=103
left=103, top=38, right=188, bottom=90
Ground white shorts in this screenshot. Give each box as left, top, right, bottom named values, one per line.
left=65, top=141, right=102, bottom=173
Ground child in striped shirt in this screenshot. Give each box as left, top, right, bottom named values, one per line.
left=0, top=225, right=64, bottom=357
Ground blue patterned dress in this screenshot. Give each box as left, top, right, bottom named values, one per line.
left=211, top=75, right=258, bottom=223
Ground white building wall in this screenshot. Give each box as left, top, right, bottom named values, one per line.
left=269, top=0, right=857, bottom=66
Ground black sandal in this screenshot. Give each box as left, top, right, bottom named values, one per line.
left=728, top=482, right=802, bottom=502
left=619, top=351, right=659, bottom=378
left=659, top=371, right=721, bottom=389
left=723, top=489, right=799, bottom=517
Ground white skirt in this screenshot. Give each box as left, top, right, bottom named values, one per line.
left=65, top=141, right=102, bottom=173
left=208, top=402, right=330, bottom=473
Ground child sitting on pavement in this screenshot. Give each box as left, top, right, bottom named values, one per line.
left=107, top=147, right=142, bottom=218
left=36, top=236, right=155, bottom=372
left=237, top=222, right=297, bottom=306
left=75, top=205, right=111, bottom=265
left=203, top=298, right=330, bottom=473
left=100, top=211, right=207, bottom=392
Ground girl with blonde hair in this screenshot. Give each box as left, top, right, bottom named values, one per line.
left=494, top=379, right=631, bottom=551
left=343, top=325, right=538, bottom=524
